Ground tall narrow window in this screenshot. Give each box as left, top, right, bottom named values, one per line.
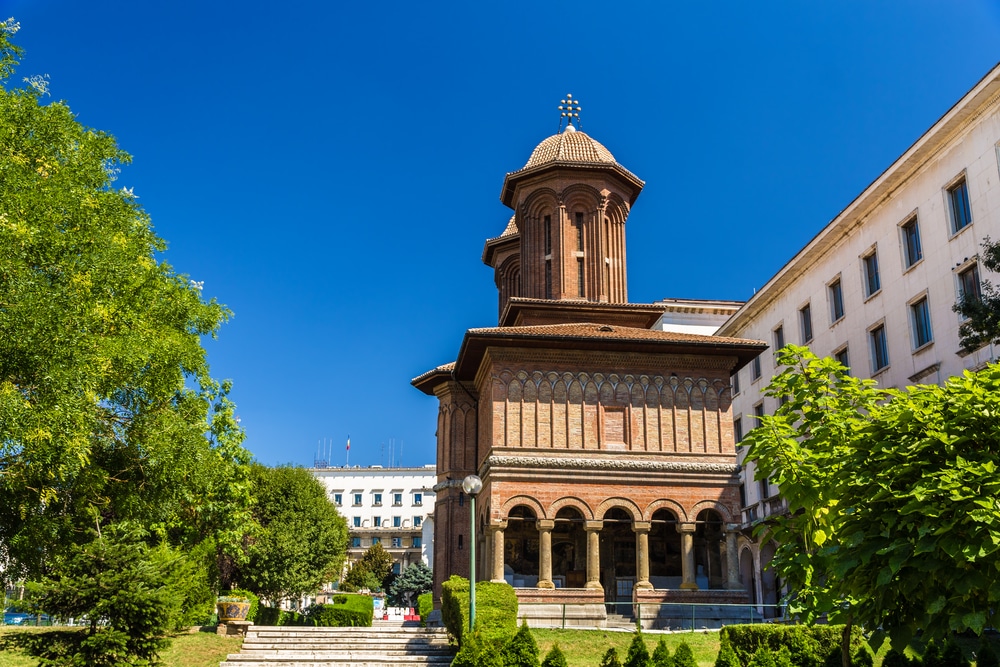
left=732, top=370, right=741, bottom=396
left=543, top=215, right=552, bottom=255
left=734, top=417, right=743, bottom=444
left=753, top=402, right=765, bottom=427
left=799, top=303, right=813, bottom=343
left=829, top=279, right=845, bottom=322
left=578, top=257, right=585, bottom=297
left=751, top=355, right=761, bottom=381
left=862, top=250, right=881, bottom=297
left=948, top=179, right=972, bottom=233
left=957, top=263, right=982, bottom=319
left=773, top=325, right=785, bottom=352
left=545, top=260, right=552, bottom=299
left=834, top=346, right=850, bottom=373
left=910, top=297, right=933, bottom=348
left=870, top=324, right=889, bottom=372
left=901, top=217, right=922, bottom=268
left=544, top=214, right=552, bottom=299
left=575, top=212, right=584, bottom=251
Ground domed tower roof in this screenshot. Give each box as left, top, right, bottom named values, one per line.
left=522, top=125, right=617, bottom=169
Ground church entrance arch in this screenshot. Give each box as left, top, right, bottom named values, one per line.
left=694, top=509, right=725, bottom=589
left=739, top=546, right=757, bottom=605
left=552, top=507, right=586, bottom=588
left=599, top=507, right=635, bottom=604
left=504, top=505, right=539, bottom=588
left=648, top=508, right=682, bottom=589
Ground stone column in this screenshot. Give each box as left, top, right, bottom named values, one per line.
left=489, top=521, right=507, bottom=583
left=725, top=524, right=742, bottom=590
left=633, top=521, right=653, bottom=590
left=679, top=523, right=698, bottom=590
left=584, top=520, right=603, bottom=590
left=537, top=520, right=555, bottom=589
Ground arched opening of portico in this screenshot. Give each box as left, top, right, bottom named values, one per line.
left=694, top=509, right=725, bottom=589
left=648, top=508, right=682, bottom=589
left=552, top=506, right=586, bottom=588
left=739, top=546, right=757, bottom=605
left=599, top=507, right=635, bottom=604
left=504, top=505, right=539, bottom=587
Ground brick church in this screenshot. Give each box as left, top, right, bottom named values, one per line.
left=413, top=104, right=765, bottom=625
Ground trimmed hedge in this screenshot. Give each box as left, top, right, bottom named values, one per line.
left=255, top=605, right=308, bottom=626
left=441, top=575, right=517, bottom=647
left=418, top=592, right=433, bottom=627
left=311, top=594, right=374, bottom=627
left=720, top=624, right=865, bottom=667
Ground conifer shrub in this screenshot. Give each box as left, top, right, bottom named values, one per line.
left=653, top=637, right=673, bottom=667
left=453, top=631, right=504, bottom=667
left=624, top=630, right=651, bottom=667
left=674, top=642, right=698, bottom=667
left=541, top=643, right=569, bottom=667
left=721, top=624, right=864, bottom=667
left=750, top=647, right=778, bottom=667
left=418, top=591, right=434, bottom=626
left=504, top=621, right=540, bottom=667
left=941, top=638, right=969, bottom=667
left=882, top=649, right=913, bottom=667
left=601, top=647, right=623, bottom=667
left=441, top=575, right=518, bottom=647
left=923, top=641, right=943, bottom=667
left=716, top=633, right=740, bottom=667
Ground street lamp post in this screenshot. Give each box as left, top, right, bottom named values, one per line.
left=462, top=474, right=483, bottom=633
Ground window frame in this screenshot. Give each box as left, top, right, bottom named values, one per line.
left=413, top=492, right=423, bottom=506
left=333, top=493, right=343, bottom=507
left=734, top=416, right=743, bottom=444
left=900, top=215, right=923, bottom=270
left=833, top=345, right=850, bottom=374
left=414, top=516, right=422, bottom=527
left=909, top=293, right=933, bottom=351
left=868, top=321, right=890, bottom=374
left=946, top=175, right=973, bottom=235
left=799, top=303, right=813, bottom=343
left=372, top=492, right=382, bottom=507
left=956, top=260, right=981, bottom=320
left=773, top=323, right=785, bottom=353
left=861, top=246, right=881, bottom=299
left=750, top=355, right=761, bottom=382
left=828, top=276, right=845, bottom=324
left=392, top=492, right=403, bottom=506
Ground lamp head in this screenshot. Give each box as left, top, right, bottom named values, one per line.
left=462, top=474, right=483, bottom=495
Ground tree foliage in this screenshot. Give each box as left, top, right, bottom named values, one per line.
left=744, top=346, right=1000, bottom=649
left=0, top=19, right=252, bottom=584
left=624, top=631, right=651, bottom=667
left=389, top=561, right=433, bottom=607
left=233, top=465, right=347, bottom=601
left=954, top=237, right=1000, bottom=353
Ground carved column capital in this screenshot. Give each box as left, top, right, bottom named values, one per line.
left=537, top=519, right=555, bottom=531
left=632, top=521, right=651, bottom=534
left=679, top=522, right=697, bottom=534
left=584, top=520, right=604, bottom=532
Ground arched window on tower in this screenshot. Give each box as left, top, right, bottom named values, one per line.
left=575, top=212, right=585, bottom=297
left=544, top=215, right=552, bottom=299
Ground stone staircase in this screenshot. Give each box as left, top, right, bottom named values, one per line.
left=219, top=625, right=454, bottom=667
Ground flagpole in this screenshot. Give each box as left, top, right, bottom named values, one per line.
left=346, top=435, right=351, bottom=468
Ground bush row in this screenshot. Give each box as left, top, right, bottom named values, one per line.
left=718, top=624, right=866, bottom=667
left=254, top=593, right=374, bottom=627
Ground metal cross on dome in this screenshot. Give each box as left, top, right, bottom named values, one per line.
left=558, top=94, right=581, bottom=131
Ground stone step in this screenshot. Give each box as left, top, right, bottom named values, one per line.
left=240, top=648, right=451, bottom=656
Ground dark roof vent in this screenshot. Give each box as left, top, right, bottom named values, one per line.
left=598, top=325, right=614, bottom=332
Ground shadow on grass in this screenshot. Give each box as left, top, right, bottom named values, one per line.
left=0, top=628, right=86, bottom=662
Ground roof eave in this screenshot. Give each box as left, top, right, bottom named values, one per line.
left=500, top=162, right=645, bottom=208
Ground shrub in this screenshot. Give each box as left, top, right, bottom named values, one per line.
left=256, top=605, right=289, bottom=626
left=309, top=594, right=374, bottom=627
left=332, top=595, right=348, bottom=604
left=418, top=591, right=434, bottom=627
left=504, top=621, right=540, bottom=667
left=674, top=642, right=698, bottom=667
left=542, top=643, right=569, bottom=667
left=978, top=641, right=1000, bottom=667
left=601, top=647, right=623, bottom=667
left=624, top=631, right=651, bottom=667
left=653, top=637, right=672, bottom=667
left=923, top=642, right=943, bottom=667
left=441, top=575, right=517, bottom=647
left=223, top=588, right=259, bottom=623
left=751, top=647, right=779, bottom=667
left=453, top=631, right=504, bottom=667
left=883, top=649, right=912, bottom=667
left=852, top=645, right=875, bottom=667
left=941, top=638, right=969, bottom=667
left=721, top=624, right=865, bottom=667
left=716, top=634, right=739, bottom=667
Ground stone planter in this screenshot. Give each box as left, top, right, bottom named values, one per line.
left=217, top=600, right=251, bottom=622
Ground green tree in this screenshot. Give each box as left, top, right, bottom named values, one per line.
left=541, top=644, right=569, bottom=667
left=744, top=346, right=1000, bottom=649
left=714, top=635, right=736, bottom=667
left=673, top=643, right=697, bottom=667
left=954, top=237, right=1000, bottom=353
left=389, top=561, right=433, bottom=607
left=340, top=561, right=380, bottom=592
left=624, top=631, right=651, bottom=667
left=0, top=19, right=252, bottom=585
left=601, top=647, right=623, bottom=667
left=357, top=541, right=394, bottom=589
left=233, top=465, right=348, bottom=601
left=503, top=621, right=540, bottom=667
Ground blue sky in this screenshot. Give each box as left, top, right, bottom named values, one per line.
left=7, top=0, right=1000, bottom=467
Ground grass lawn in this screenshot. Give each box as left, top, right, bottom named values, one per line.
left=0, top=627, right=242, bottom=667
left=532, top=628, right=722, bottom=667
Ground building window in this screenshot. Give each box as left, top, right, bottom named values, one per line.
left=353, top=493, right=362, bottom=506
left=373, top=536, right=381, bottom=545
left=910, top=296, right=933, bottom=349
left=799, top=303, right=813, bottom=343
left=773, top=325, right=785, bottom=352
left=353, top=516, right=361, bottom=528
left=734, top=417, right=743, bottom=444
left=829, top=279, right=845, bottom=322
left=732, top=370, right=741, bottom=396
left=576, top=212, right=584, bottom=251
left=578, top=257, right=585, bottom=297
left=374, top=516, right=382, bottom=528
left=373, top=493, right=382, bottom=506
left=351, top=537, right=361, bottom=548
left=862, top=249, right=881, bottom=297
left=393, top=493, right=403, bottom=506
left=870, top=324, right=889, bottom=372
left=392, top=537, right=402, bottom=548
left=948, top=179, right=972, bottom=233
left=834, top=346, right=850, bottom=373
left=750, top=355, right=761, bottom=381
left=392, top=562, right=401, bottom=575
left=414, top=516, right=422, bottom=527
left=957, top=263, right=981, bottom=313
left=392, top=516, right=401, bottom=528
left=759, top=477, right=770, bottom=502
left=412, top=537, right=422, bottom=548
left=413, top=493, right=423, bottom=506
left=901, top=217, right=922, bottom=268
left=333, top=493, right=342, bottom=506
left=753, top=402, right=765, bottom=425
